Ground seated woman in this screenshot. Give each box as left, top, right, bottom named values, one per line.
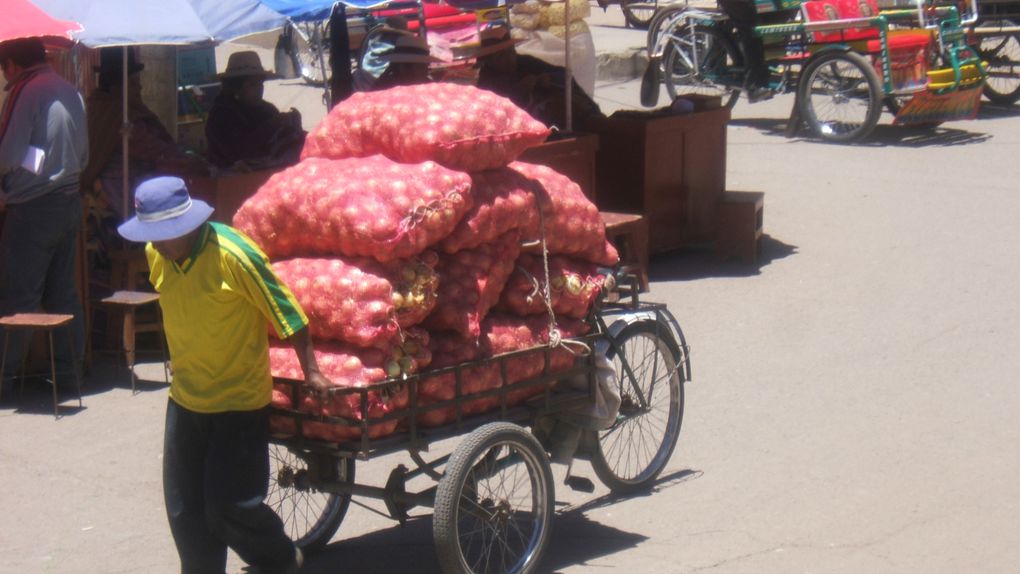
left=205, top=51, right=306, bottom=171
left=475, top=27, right=604, bottom=133
left=81, top=47, right=209, bottom=220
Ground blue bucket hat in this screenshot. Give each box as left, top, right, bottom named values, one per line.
left=117, top=176, right=214, bottom=242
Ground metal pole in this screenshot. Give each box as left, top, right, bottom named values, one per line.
left=564, top=0, right=573, bottom=133
left=121, top=46, right=130, bottom=218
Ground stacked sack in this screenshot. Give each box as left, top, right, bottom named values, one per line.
left=510, top=0, right=591, bottom=41
left=234, top=82, right=619, bottom=439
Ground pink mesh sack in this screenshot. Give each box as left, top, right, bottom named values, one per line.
left=232, top=155, right=472, bottom=262
left=510, top=161, right=619, bottom=266
left=301, top=83, right=551, bottom=172
left=496, top=254, right=606, bottom=319
left=268, top=330, right=430, bottom=441
left=423, top=231, right=521, bottom=338
left=439, top=167, right=541, bottom=254
left=272, top=254, right=439, bottom=348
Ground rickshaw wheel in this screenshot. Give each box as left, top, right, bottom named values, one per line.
left=267, top=444, right=354, bottom=552
left=977, top=20, right=1020, bottom=105
left=647, top=5, right=689, bottom=54
left=434, top=422, right=555, bottom=574
left=592, top=319, right=684, bottom=494
left=622, top=0, right=660, bottom=30
left=663, top=24, right=743, bottom=109
left=798, top=50, right=883, bottom=142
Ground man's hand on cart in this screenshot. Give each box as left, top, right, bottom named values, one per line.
left=289, top=326, right=332, bottom=400
left=303, top=370, right=332, bottom=400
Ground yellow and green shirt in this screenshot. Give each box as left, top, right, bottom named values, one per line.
left=146, top=222, right=308, bottom=413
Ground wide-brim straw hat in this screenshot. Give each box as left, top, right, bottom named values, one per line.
left=217, top=50, right=281, bottom=80
left=118, top=176, right=214, bottom=243
left=474, top=27, right=523, bottom=59
left=379, top=33, right=441, bottom=64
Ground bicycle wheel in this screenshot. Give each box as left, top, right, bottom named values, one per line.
left=267, top=444, right=354, bottom=552
left=289, top=20, right=330, bottom=86
left=622, top=0, right=660, bottom=29
left=591, top=319, right=684, bottom=494
left=646, top=4, right=689, bottom=54
left=798, top=50, right=883, bottom=142
left=977, top=20, right=1020, bottom=104
left=434, top=422, right=555, bottom=574
left=662, top=24, right=742, bottom=108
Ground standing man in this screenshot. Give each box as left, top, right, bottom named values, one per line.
left=0, top=37, right=88, bottom=385
left=117, top=176, right=331, bottom=573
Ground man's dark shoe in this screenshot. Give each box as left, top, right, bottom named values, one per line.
left=747, top=85, right=775, bottom=103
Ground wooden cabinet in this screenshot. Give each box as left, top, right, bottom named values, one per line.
left=592, top=107, right=730, bottom=254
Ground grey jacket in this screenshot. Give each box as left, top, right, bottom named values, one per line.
left=0, top=64, right=88, bottom=205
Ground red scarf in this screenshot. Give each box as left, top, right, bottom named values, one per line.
left=0, top=66, right=44, bottom=143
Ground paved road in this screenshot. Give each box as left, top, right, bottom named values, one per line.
left=3, top=6, right=1020, bottom=573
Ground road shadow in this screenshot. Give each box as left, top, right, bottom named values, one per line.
left=729, top=116, right=992, bottom=147
left=974, top=102, right=1020, bottom=120
left=294, top=468, right=700, bottom=574
left=650, top=235, right=798, bottom=281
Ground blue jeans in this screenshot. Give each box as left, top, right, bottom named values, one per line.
left=0, top=190, right=84, bottom=379
left=163, top=399, right=296, bottom=574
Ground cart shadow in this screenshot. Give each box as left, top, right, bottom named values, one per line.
left=974, top=102, right=1020, bottom=120
left=649, top=234, right=798, bottom=281
left=296, top=469, right=700, bottom=574
left=729, top=117, right=992, bottom=147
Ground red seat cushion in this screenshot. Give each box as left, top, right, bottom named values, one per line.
left=863, top=30, right=932, bottom=53
left=801, top=0, right=844, bottom=42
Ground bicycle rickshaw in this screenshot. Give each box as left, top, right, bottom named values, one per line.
left=265, top=270, right=691, bottom=574
left=646, top=0, right=987, bottom=141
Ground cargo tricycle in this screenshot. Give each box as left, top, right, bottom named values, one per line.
left=265, top=270, right=691, bottom=574
left=646, top=0, right=987, bottom=141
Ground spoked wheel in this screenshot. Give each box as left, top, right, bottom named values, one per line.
left=622, top=0, right=660, bottom=29
left=592, top=320, right=685, bottom=494
left=288, top=20, right=330, bottom=86
left=267, top=444, right=354, bottom=552
left=798, top=50, right=883, bottom=142
left=662, top=24, right=742, bottom=108
left=434, top=422, right=555, bottom=574
left=646, top=4, right=689, bottom=54
left=976, top=20, right=1020, bottom=104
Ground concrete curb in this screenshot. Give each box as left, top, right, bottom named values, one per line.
left=596, top=47, right=649, bottom=81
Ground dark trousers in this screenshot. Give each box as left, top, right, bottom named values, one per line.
left=0, top=191, right=84, bottom=379
left=717, top=0, right=769, bottom=86
left=163, top=399, right=296, bottom=574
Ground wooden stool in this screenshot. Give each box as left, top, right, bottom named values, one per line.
left=601, top=211, right=650, bottom=292
left=716, top=191, right=765, bottom=264
left=0, top=313, right=83, bottom=419
left=98, top=291, right=169, bottom=393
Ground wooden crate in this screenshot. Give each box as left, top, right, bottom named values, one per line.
left=716, top=191, right=764, bottom=264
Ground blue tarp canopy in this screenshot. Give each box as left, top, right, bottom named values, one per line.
left=260, top=0, right=393, bottom=21
left=30, top=0, right=288, bottom=46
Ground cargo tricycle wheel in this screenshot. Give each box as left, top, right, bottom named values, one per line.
left=267, top=444, right=355, bottom=552
left=433, top=422, right=555, bottom=574
left=592, top=320, right=684, bottom=494
left=798, top=50, right=883, bottom=142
